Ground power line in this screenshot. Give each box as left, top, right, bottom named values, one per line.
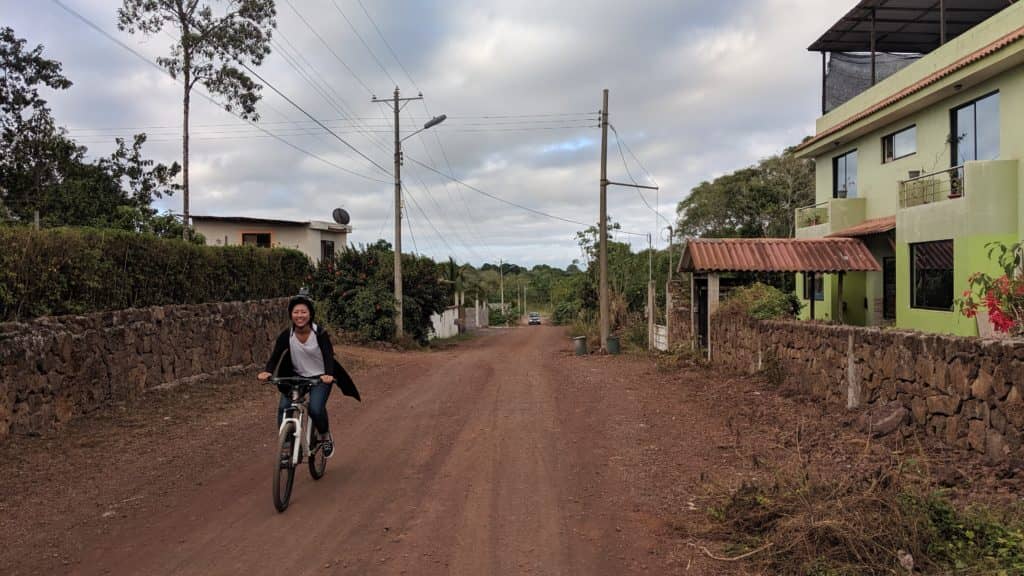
left=355, top=0, right=421, bottom=93
left=47, top=0, right=390, bottom=184
left=405, top=155, right=647, bottom=237
left=403, top=184, right=460, bottom=259
left=282, top=0, right=374, bottom=95
left=609, top=124, right=671, bottom=227
left=236, top=61, right=393, bottom=176
left=327, top=0, right=398, bottom=87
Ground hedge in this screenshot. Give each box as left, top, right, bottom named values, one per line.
left=0, top=227, right=311, bottom=321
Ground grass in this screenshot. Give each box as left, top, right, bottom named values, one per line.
left=693, top=451, right=1024, bottom=575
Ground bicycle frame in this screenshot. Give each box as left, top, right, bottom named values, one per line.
left=278, top=386, right=317, bottom=467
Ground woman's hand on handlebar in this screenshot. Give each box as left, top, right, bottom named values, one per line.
left=257, top=371, right=271, bottom=381
left=320, top=374, right=335, bottom=385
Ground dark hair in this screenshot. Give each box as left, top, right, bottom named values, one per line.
left=288, top=294, right=315, bottom=322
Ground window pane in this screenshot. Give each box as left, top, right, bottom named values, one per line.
left=954, top=105, right=976, bottom=164
left=894, top=126, right=916, bottom=158
left=911, top=241, right=954, bottom=310
left=834, top=157, right=845, bottom=197
left=845, top=151, right=857, bottom=198
left=976, top=92, right=999, bottom=161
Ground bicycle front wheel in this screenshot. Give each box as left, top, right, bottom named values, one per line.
left=309, top=436, right=326, bottom=480
left=272, top=422, right=297, bottom=513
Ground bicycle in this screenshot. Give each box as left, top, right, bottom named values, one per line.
left=268, top=376, right=328, bottom=513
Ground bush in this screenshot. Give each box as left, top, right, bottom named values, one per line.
left=551, top=301, right=579, bottom=325
left=719, top=282, right=802, bottom=320
left=310, top=241, right=449, bottom=345
left=0, top=226, right=310, bottom=321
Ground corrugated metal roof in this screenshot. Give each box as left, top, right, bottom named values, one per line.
left=679, top=238, right=881, bottom=273
left=808, top=0, right=1011, bottom=53
left=797, top=24, right=1024, bottom=155
left=826, top=215, right=896, bottom=238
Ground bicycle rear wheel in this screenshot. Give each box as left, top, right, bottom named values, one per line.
left=272, top=422, right=297, bottom=513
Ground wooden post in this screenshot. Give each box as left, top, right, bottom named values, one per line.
left=808, top=272, right=816, bottom=320
left=708, top=273, right=720, bottom=361
left=837, top=272, right=845, bottom=324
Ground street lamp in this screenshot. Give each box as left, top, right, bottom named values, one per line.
left=372, top=87, right=446, bottom=339
left=401, top=114, right=447, bottom=143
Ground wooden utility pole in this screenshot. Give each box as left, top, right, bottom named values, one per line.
left=599, top=89, right=610, bottom=351
left=500, top=258, right=504, bottom=311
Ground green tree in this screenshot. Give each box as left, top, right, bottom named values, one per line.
left=675, top=149, right=814, bottom=239
left=0, top=26, right=73, bottom=220
left=118, top=0, right=277, bottom=238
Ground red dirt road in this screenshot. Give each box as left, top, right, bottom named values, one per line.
left=5, top=324, right=1012, bottom=575
left=3, top=326, right=665, bottom=575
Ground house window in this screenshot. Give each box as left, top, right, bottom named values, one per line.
left=882, top=125, right=916, bottom=162
left=242, top=233, right=271, bottom=248
left=911, top=240, right=954, bottom=311
left=803, top=274, right=824, bottom=301
left=832, top=150, right=857, bottom=198
left=952, top=92, right=999, bottom=166
left=320, top=239, right=335, bottom=261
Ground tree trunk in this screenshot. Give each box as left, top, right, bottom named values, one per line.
left=182, top=72, right=190, bottom=241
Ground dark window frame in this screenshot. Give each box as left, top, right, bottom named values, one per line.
left=832, top=149, right=857, bottom=199
left=882, top=125, right=916, bottom=163
left=320, top=239, right=335, bottom=261
left=950, top=90, right=1000, bottom=167
left=910, top=240, right=955, bottom=312
left=241, top=232, right=272, bottom=248
left=803, top=274, right=824, bottom=301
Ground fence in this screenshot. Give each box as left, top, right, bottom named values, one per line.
left=899, top=165, right=964, bottom=208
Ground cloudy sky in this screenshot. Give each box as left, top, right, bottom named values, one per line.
left=2, top=0, right=849, bottom=267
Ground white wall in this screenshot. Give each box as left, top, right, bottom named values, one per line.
left=429, top=306, right=460, bottom=340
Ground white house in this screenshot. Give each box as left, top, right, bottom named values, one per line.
left=191, top=215, right=351, bottom=262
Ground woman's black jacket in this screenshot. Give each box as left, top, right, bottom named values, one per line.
left=265, top=325, right=361, bottom=401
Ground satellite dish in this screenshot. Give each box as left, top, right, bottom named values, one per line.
left=332, top=208, right=350, bottom=225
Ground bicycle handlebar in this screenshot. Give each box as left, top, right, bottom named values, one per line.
left=269, top=376, right=322, bottom=384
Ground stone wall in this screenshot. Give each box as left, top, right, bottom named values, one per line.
left=710, top=313, right=1024, bottom=463
left=666, top=279, right=691, bottom=348
left=0, top=298, right=288, bottom=442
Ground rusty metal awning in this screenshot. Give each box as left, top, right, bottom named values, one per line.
left=679, top=238, right=881, bottom=274
left=826, top=216, right=896, bottom=238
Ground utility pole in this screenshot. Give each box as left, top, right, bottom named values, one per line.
left=500, top=258, right=505, bottom=311
left=647, top=233, right=655, bottom=351
left=599, top=88, right=610, bottom=351
left=372, top=87, right=423, bottom=339
left=597, top=88, right=660, bottom=352
left=666, top=226, right=674, bottom=282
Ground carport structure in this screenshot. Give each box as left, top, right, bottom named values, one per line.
left=678, top=238, right=881, bottom=359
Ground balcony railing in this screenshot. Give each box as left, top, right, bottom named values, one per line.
left=899, top=165, right=964, bottom=208
left=796, top=201, right=829, bottom=228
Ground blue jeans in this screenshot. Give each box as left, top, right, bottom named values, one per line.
left=277, top=381, right=332, bottom=434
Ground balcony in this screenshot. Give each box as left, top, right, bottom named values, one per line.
left=796, top=202, right=829, bottom=229
left=899, top=166, right=964, bottom=208
left=795, top=197, right=867, bottom=239
left=897, top=160, right=1019, bottom=244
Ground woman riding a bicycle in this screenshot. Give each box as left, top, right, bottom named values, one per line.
left=257, top=293, right=360, bottom=458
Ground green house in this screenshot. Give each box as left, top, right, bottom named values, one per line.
left=793, top=1, right=1024, bottom=336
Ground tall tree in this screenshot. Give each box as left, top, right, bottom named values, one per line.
left=117, top=0, right=276, bottom=238
left=0, top=26, right=72, bottom=220
left=675, top=149, right=814, bottom=240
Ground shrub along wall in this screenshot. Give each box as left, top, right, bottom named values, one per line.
left=710, top=312, right=1024, bottom=463
left=0, top=227, right=310, bottom=322
left=0, top=298, right=288, bottom=442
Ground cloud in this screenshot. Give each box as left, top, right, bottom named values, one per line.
left=3, top=0, right=850, bottom=267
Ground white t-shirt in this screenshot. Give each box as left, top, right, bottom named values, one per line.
left=289, top=325, right=325, bottom=377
